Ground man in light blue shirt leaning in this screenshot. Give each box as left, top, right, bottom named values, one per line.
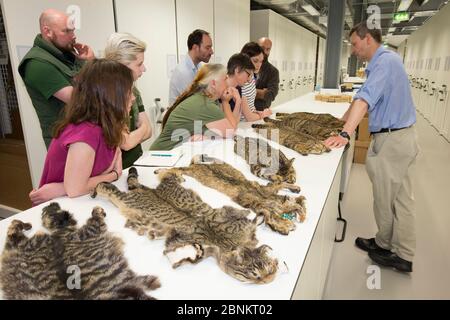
left=168, top=29, right=213, bottom=106
left=325, top=21, right=418, bottom=273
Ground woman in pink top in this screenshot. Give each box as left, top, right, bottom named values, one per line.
left=29, top=59, right=135, bottom=205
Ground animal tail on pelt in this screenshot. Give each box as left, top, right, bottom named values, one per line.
left=251, top=123, right=270, bottom=129
left=127, top=167, right=140, bottom=190
left=263, top=118, right=281, bottom=124
left=191, top=154, right=223, bottom=164
left=115, top=286, right=157, bottom=300
left=296, top=196, right=307, bottom=222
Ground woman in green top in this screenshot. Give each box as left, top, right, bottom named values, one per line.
left=151, top=64, right=240, bottom=151
left=104, top=33, right=152, bottom=168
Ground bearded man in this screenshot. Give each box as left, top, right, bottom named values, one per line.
left=19, top=8, right=95, bottom=148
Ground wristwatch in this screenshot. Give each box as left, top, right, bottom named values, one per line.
left=339, top=131, right=350, bottom=140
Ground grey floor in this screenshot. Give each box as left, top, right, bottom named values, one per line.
left=323, top=114, right=450, bottom=299
left=0, top=206, right=19, bottom=219
left=0, top=208, right=12, bottom=220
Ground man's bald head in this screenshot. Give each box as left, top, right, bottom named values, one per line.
left=39, top=9, right=69, bottom=32
left=39, top=9, right=76, bottom=53
left=258, top=37, right=273, bottom=58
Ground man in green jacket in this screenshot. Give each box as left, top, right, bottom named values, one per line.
left=18, top=8, right=95, bottom=148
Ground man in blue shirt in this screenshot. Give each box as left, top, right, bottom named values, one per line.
left=168, top=29, right=213, bottom=106
left=325, top=21, right=419, bottom=273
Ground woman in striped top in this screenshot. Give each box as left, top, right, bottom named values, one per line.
left=240, top=42, right=272, bottom=120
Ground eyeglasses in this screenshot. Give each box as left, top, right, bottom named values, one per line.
left=244, top=70, right=254, bottom=78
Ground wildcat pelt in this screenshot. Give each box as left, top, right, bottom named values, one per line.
left=234, top=135, right=297, bottom=186
left=0, top=203, right=160, bottom=300
left=163, top=156, right=306, bottom=235
left=92, top=167, right=279, bottom=284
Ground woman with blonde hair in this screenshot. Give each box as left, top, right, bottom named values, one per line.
left=150, top=63, right=239, bottom=150
left=29, top=59, right=134, bottom=205
left=104, top=32, right=152, bottom=168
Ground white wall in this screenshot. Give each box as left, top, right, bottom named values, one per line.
left=249, top=10, right=269, bottom=46
left=0, top=0, right=116, bottom=188
left=317, top=37, right=326, bottom=87
left=176, top=0, right=251, bottom=74
left=114, top=0, right=178, bottom=149
left=214, top=0, right=250, bottom=64
left=397, top=42, right=406, bottom=61
left=176, top=0, right=214, bottom=60
left=250, top=9, right=319, bottom=106
left=401, top=3, right=450, bottom=141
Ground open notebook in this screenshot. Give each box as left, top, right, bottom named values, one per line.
left=133, top=150, right=184, bottom=167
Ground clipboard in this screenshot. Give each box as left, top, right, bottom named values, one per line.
left=133, top=150, right=184, bottom=167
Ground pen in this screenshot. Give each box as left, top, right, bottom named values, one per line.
left=150, top=154, right=173, bottom=157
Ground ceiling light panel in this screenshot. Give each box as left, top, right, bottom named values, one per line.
left=398, top=0, right=414, bottom=12
left=302, top=4, right=320, bottom=16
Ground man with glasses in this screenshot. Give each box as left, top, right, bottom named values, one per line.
left=19, top=8, right=95, bottom=148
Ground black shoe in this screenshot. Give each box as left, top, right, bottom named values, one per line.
left=355, top=237, right=390, bottom=253
left=369, top=250, right=413, bottom=273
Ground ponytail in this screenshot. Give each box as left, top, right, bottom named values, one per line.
left=162, top=63, right=226, bottom=128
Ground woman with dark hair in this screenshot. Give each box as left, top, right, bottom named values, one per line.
left=29, top=59, right=135, bottom=205
left=240, top=42, right=272, bottom=120
left=224, top=52, right=270, bottom=122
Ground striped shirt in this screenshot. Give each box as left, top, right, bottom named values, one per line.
left=241, top=76, right=257, bottom=112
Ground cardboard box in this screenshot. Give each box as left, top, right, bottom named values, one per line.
left=353, top=140, right=371, bottom=164
left=343, top=83, right=353, bottom=90
left=0, top=139, right=33, bottom=210
left=356, top=69, right=365, bottom=78
left=358, top=117, right=371, bottom=141
left=337, top=96, right=352, bottom=103
left=314, top=94, right=352, bottom=103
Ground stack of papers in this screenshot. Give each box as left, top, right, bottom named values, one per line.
left=133, top=150, right=184, bottom=167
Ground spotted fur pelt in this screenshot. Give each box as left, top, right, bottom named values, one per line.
left=263, top=117, right=339, bottom=141
left=234, top=135, right=297, bottom=184
left=0, top=203, right=160, bottom=300
left=92, top=168, right=278, bottom=284
left=252, top=121, right=331, bottom=156
left=163, top=155, right=306, bottom=235
left=275, top=112, right=345, bottom=130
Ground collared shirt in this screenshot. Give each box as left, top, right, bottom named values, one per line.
left=168, top=55, right=201, bottom=106
left=353, top=46, right=416, bottom=133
